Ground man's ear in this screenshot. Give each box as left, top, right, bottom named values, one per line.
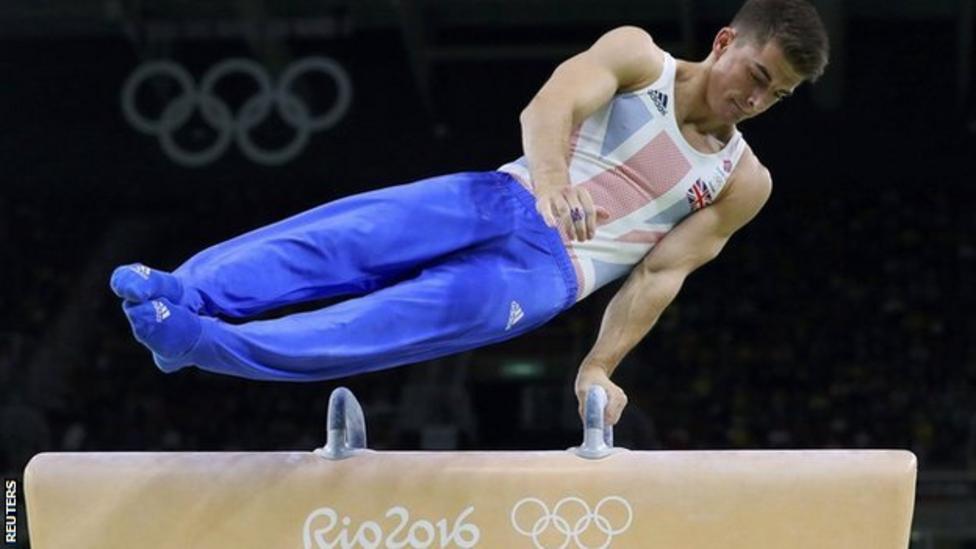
left=712, top=27, right=738, bottom=57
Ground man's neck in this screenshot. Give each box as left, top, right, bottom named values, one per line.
left=674, top=56, right=735, bottom=140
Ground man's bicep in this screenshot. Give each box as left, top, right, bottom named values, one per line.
left=638, top=207, right=732, bottom=276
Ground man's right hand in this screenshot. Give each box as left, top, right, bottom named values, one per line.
left=534, top=184, right=609, bottom=242
left=574, top=364, right=628, bottom=426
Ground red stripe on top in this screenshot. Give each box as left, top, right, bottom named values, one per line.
left=567, top=250, right=585, bottom=300
left=619, top=132, right=691, bottom=198
left=615, top=229, right=666, bottom=245
left=566, top=125, right=583, bottom=161
left=578, top=132, right=691, bottom=224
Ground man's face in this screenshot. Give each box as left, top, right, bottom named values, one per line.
left=707, top=28, right=805, bottom=124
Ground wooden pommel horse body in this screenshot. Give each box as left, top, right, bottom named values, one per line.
left=25, top=387, right=917, bottom=548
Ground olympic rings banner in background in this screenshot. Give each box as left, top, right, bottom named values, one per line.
left=121, top=57, right=353, bottom=167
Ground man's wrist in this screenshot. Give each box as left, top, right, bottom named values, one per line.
left=578, top=361, right=614, bottom=377
left=529, top=166, right=569, bottom=189
left=533, top=179, right=568, bottom=192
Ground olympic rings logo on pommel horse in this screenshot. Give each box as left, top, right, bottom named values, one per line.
left=121, top=57, right=353, bottom=167
left=510, top=496, right=634, bottom=549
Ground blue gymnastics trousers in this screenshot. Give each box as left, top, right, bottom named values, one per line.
left=168, top=171, right=578, bottom=381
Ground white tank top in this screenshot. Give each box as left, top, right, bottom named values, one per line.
left=498, top=52, right=748, bottom=302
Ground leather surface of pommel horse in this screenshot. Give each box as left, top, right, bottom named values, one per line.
left=25, top=387, right=918, bottom=549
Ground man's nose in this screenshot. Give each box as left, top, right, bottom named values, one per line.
left=746, top=90, right=770, bottom=112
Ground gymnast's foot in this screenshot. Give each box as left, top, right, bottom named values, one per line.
left=110, top=263, right=184, bottom=304
left=123, top=298, right=200, bottom=371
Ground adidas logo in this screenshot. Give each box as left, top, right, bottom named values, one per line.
left=505, top=300, right=524, bottom=331
left=129, top=264, right=152, bottom=280
left=647, top=89, right=669, bottom=115
left=152, top=300, right=171, bottom=322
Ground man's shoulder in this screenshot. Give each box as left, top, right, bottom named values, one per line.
left=710, top=145, right=772, bottom=227
left=731, top=145, right=773, bottom=195
left=602, top=26, right=665, bottom=57
left=587, top=26, right=666, bottom=92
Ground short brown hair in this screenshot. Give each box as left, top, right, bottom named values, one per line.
left=731, top=0, right=830, bottom=82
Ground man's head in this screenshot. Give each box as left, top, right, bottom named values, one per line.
left=706, top=0, right=829, bottom=123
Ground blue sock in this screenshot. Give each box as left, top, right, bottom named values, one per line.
left=110, top=263, right=183, bottom=304
left=123, top=298, right=200, bottom=368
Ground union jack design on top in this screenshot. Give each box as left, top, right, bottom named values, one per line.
left=495, top=52, right=748, bottom=303
left=687, top=178, right=713, bottom=211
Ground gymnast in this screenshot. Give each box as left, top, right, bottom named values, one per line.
left=111, top=0, right=829, bottom=426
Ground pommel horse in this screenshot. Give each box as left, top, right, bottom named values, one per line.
left=25, top=387, right=917, bottom=548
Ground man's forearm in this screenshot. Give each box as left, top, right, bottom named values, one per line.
left=580, top=267, right=685, bottom=376
left=519, top=101, right=574, bottom=190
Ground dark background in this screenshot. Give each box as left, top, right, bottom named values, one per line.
left=1, top=0, right=974, bottom=545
